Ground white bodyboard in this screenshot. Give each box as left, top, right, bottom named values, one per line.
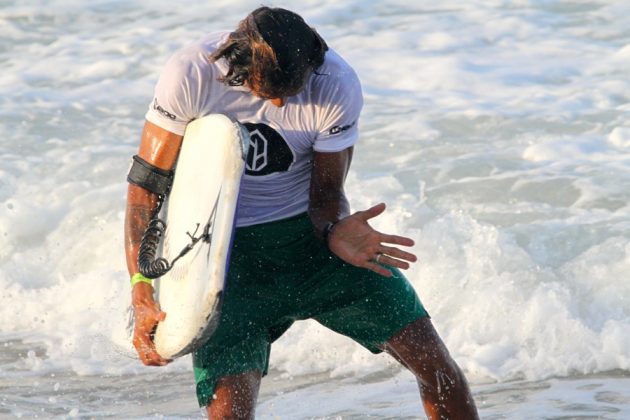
left=153, top=114, right=248, bottom=359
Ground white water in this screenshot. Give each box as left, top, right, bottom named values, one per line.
left=1, top=0, right=629, bottom=418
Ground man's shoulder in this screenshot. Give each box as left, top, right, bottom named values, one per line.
left=178, top=31, right=231, bottom=56
left=164, top=32, right=230, bottom=74
left=317, top=49, right=356, bottom=77
left=314, top=49, right=360, bottom=87
left=308, top=49, right=361, bottom=103
left=171, top=31, right=230, bottom=62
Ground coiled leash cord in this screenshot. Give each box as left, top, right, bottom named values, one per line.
left=138, top=218, right=170, bottom=278
left=138, top=197, right=217, bottom=279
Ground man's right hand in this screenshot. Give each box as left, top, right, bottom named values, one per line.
left=132, top=282, right=171, bottom=366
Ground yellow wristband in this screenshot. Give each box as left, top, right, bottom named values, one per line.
left=130, top=272, right=153, bottom=287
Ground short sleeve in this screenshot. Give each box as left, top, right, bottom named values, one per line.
left=145, top=52, right=208, bottom=136
left=313, top=67, right=364, bottom=153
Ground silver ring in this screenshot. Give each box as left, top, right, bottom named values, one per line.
left=375, top=253, right=383, bottom=263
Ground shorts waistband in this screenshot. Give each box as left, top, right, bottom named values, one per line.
left=233, top=212, right=313, bottom=251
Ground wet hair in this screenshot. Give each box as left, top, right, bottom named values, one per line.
left=210, top=7, right=328, bottom=99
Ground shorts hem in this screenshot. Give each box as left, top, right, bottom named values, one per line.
left=359, top=310, right=431, bottom=354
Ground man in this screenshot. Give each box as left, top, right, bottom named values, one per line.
left=125, top=7, right=478, bottom=419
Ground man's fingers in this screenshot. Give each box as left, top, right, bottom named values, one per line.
left=364, top=261, right=392, bottom=277
left=143, top=350, right=169, bottom=366
left=376, top=254, right=411, bottom=270
left=380, top=233, right=415, bottom=247
left=132, top=308, right=170, bottom=366
left=359, top=203, right=386, bottom=221
left=135, top=335, right=170, bottom=366
left=378, top=245, right=417, bottom=263
left=145, top=351, right=170, bottom=366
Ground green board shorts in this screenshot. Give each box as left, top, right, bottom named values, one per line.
left=192, top=213, right=428, bottom=407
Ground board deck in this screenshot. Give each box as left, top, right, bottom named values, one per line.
left=153, top=114, right=249, bottom=359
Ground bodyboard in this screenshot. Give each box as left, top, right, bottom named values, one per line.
left=153, top=114, right=248, bottom=359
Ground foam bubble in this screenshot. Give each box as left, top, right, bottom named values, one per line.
left=608, top=127, right=630, bottom=149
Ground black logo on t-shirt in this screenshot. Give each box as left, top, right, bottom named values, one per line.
left=328, top=121, right=356, bottom=135
left=153, top=98, right=176, bottom=120
left=243, top=123, right=294, bottom=176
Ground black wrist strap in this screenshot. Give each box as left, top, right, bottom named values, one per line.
left=322, top=221, right=338, bottom=249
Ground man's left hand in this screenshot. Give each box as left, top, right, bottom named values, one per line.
left=327, top=203, right=417, bottom=277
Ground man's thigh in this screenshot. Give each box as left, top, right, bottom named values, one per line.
left=310, top=263, right=429, bottom=354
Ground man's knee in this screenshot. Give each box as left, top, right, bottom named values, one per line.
left=384, top=317, right=457, bottom=374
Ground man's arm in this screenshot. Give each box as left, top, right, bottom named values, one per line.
left=125, top=120, right=183, bottom=366
left=308, top=148, right=417, bottom=277
left=308, top=147, right=353, bottom=234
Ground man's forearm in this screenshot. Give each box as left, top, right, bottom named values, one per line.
left=308, top=148, right=354, bottom=239
left=124, top=184, right=159, bottom=276
left=124, top=121, right=184, bottom=277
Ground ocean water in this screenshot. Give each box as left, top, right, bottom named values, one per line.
left=1, top=0, right=629, bottom=418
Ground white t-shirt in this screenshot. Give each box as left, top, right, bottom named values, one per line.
left=145, top=32, right=363, bottom=227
